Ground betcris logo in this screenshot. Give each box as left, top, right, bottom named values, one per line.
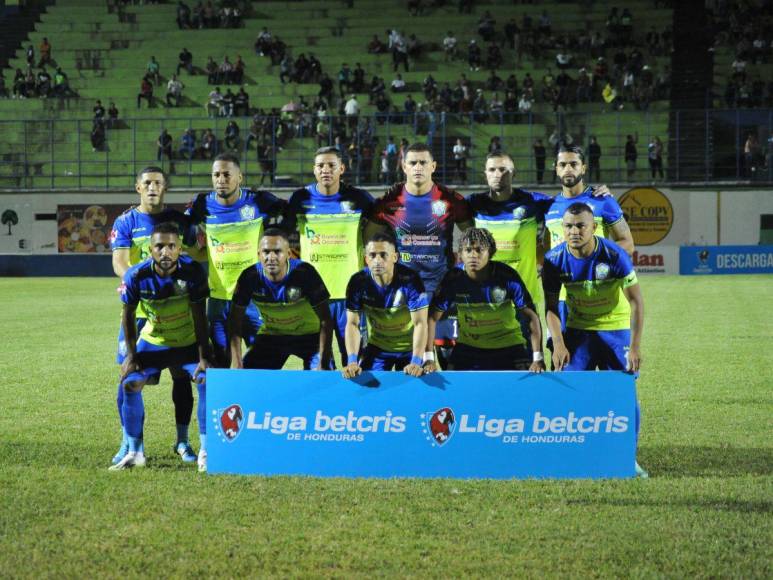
left=421, top=410, right=629, bottom=446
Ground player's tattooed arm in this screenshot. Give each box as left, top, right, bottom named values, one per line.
left=544, top=292, right=570, bottom=371
left=342, top=310, right=362, bottom=379
left=405, top=308, right=429, bottom=377
left=423, top=309, right=445, bottom=374
left=313, top=301, right=334, bottom=371
left=610, top=218, right=635, bottom=257
left=112, top=248, right=130, bottom=278
left=520, top=306, right=546, bottom=373
left=120, top=303, right=140, bottom=380
left=623, top=283, right=644, bottom=373
left=227, top=304, right=246, bottom=369
left=191, top=301, right=213, bottom=379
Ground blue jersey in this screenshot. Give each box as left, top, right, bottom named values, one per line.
left=346, top=262, right=429, bottom=352
left=542, top=236, right=638, bottom=331
left=110, top=207, right=194, bottom=266
left=186, top=188, right=285, bottom=300
left=543, top=186, right=624, bottom=249
left=284, top=183, right=374, bottom=299
left=232, top=259, right=330, bottom=336
left=433, top=262, right=533, bottom=349
left=120, top=255, right=209, bottom=348
left=371, top=183, right=472, bottom=293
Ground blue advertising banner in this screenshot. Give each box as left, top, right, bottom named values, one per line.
left=207, top=370, right=638, bottom=479
left=680, top=245, right=773, bottom=275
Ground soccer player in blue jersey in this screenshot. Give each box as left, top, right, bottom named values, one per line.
left=543, top=202, right=646, bottom=476
left=283, top=147, right=375, bottom=366
left=111, top=223, right=212, bottom=471
left=110, top=167, right=200, bottom=465
left=343, top=232, right=429, bottom=378
left=229, top=229, right=334, bottom=369
left=186, top=153, right=285, bottom=367
left=425, top=228, right=545, bottom=372
left=368, top=142, right=474, bottom=368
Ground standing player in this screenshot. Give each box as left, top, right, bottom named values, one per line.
left=283, top=146, right=374, bottom=365
left=229, top=229, right=333, bottom=370
left=186, top=153, right=285, bottom=367
left=342, top=232, right=428, bottom=378
left=368, top=142, right=473, bottom=368
left=111, top=223, right=212, bottom=472
left=110, top=166, right=200, bottom=465
left=425, top=228, right=545, bottom=371
left=542, top=203, right=646, bottom=476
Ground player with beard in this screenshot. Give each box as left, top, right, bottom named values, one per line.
left=186, top=153, right=285, bottom=367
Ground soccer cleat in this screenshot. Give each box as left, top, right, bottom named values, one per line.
left=109, top=452, right=146, bottom=471
left=111, top=441, right=130, bottom=465
left=634, top=461, right=649, bottom=479
left=174, top=441, right=197, bottom=463
left=197, top=450, right=207, bottom=473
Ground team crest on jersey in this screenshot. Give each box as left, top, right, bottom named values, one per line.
left=286, top=287, right=301, bottom=302
left=173, top=279, right=188, bottom=295
left=421, top=408, right=456, bottom=447
left=513, top=206, right=527, bottom=220
left=431, top=200, right=447, bottom=217
left=239, top=205, right=256, bottom=220
left=490, top=286, right=507, bottom=304
left=215, top=404, right=244, bottom=443
left=340, top=201, right=355, bottom=213
left=595, top=263, right=610, bottom=280
left=391, top=289, right=405, bottom=307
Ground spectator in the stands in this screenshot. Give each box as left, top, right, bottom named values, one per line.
left=504, top=18, right=519, bottom=50
left=486, top=70, right=503, bottom=91
left=91, top=120, right=106, bottom=152
left=176, top=1, right=191, bottom=29
left=468, top=40, right=482, bottom=71
left=38, top=38, right=52, bottom=67
left=338, top=63, right=352, bottom=96
left=473, top=89, right=488, bottom=122
left=107, top=101, right=119, bottom=128
left=488, top=135, right=502, bottom=155
left=404, top=94, right=417, bottom=115
left=200, top=128, right=218, bottom=159
left=588, top=136, right=602, bottom=182
left=205, top=56, right=218, bottom=84
left=478, top=10, right=496, bottom=42
left=486, top=43, right=503, bottom=70
left=36, top=67, right=51, bottom=97
left=648, top=136, right=664, bottom=180
left=221, top=88, right=236, bottom=116
left=368, top=34, right=386, bottom=54
left=390, top=73, right=406, bottom=93
left=443, top=31, right=458, bottom=61
left=279, top=54, right=292, bottom=84
left=218, top=56, right=234, bottom=84
left=177, top=48, right=194, bottom=76
left=625, top=133, right=638, bottom=181
left=234, top=87, right=250, bottom=116
left=206, top=86, right=222, bottom=117
left=533, top=138, right=546, bottom=183
left=318, top=73, right=333, bottom=102
left=233, top=55, right=245, bottom=85
left=12, top=68, right=25, bottom=98
left=166, top=75, right=184, bottom=107
left=255, top=27, right=272, bottom=56
left=369, top=76, right=386, bottom=104
left=518, top=92, right=532, bottom=116
left=93, top=100, right=106, bottom=120
left=26, top=45, right=34, bottom=67
left=53, top=68, right=73, bottom=98
left=146, top=56, right=161, bottom=86
left=137, top=76, right=154, bottom=108
left=224, top=120, right=240, bottom=149
left=344, top=94, right=359, bottom=130
left=157, top=129, right=173, bottom=161
left=352, top=63, right=366, bottom=93
left=390, top=30, right=409, bottom=72
left=406, top=34, right=422, bottom=59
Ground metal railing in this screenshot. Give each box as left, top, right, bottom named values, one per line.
left=0, top=109, right=771, bottom=190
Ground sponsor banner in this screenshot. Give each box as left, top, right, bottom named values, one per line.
left=0, top=202, right=33, bottom=252
left=680, top=245, right=773, bottom=275
left=207, top=370, right=637, bottom=479
left=632, top=245, right=679, bottom=275
left=619, top=187, right=674, bottom=246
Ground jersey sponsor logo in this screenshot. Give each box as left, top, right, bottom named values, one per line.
left=490, top=286, right=507, bottom=304
left=422, top=407, right=456, bottom=447
left=239, top=205, right=256, bottom=221
left=431, top=200, right=448, bottom=217
left=513, top=206, right=527, bottom=220
left=400, top=252, right=412, bottom=262
left=595, top=263, right=610, bottom=280
left=215, top=404, right=244, bottom=442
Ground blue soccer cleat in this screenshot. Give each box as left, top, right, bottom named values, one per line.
left=111, top=440, right=130, bottom=465
left=174, top=441, right=197, bottom=463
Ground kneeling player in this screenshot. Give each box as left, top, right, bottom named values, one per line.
left=542, top=202, right=646, bottom=476
left=111, top=223, right=212, bottom=472
left=426, top=228, right=545, bottom=372
left=229, top=229, right=333, bottom=369
left=342, top=232, right=428, bottom=378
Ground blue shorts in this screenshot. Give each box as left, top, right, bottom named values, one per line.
left=208, top=297, right=261, bottom=362
left=116, top=318, right=147, bottom=364
left=243, top=333, right=321, bottom=370
left=449, top=342, right=530, bottom=371
left=121, top=339, right=204, bottom=388
left=564, top=327, right=636, bottom=375
left=359, top=344, right=412, bottom=371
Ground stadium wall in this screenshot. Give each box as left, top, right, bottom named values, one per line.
left=0, top=189, right=771, bottom=276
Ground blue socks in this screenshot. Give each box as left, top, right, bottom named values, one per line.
left=123, top=390, right=144, bottom=452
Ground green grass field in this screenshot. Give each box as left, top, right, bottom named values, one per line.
left=0, top=275, right=770, bottom=577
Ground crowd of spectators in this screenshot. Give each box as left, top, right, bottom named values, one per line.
left=175, top=0, right=246, bottom=29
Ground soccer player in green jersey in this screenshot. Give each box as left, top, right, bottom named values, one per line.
left=342, top=232, right=429, bottom=379
left=426, top=228, right=545, bottom=372
left=283, top=147, right=375, bottom=366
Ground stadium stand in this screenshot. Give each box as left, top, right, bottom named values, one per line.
left=0, top=0, right=676, bottom=189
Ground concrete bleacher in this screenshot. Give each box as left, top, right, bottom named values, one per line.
left=0, top=0, right=672, bottom=189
